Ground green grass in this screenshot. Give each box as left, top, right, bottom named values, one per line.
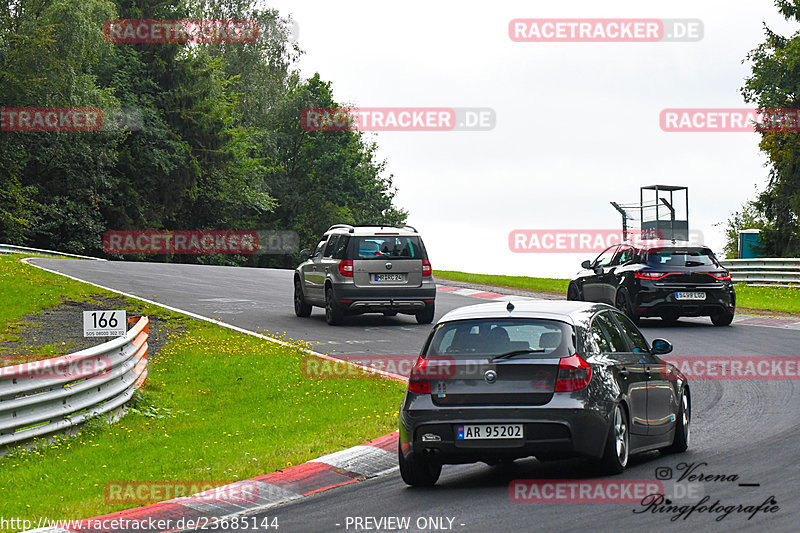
left=434, top=270, right=569, bottom=294
left=433, top=269, right=800, bottom=315
left=734, top=284, right=800, bottom=314
left=0, top=254, right=405, bottom=524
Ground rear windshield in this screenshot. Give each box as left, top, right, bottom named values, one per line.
left=425, top=319, right=575, bottom=358
left=353, top=236, right=425, bottom=260
left=644, top=247, right=720, bottom=268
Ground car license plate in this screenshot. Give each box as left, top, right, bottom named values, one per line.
left=456, top=424, right=523, bottom=440
left=675, top=292, right=706, bottom=300
left=374, top=273, right=404, bottom=281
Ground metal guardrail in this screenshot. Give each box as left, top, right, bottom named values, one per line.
left=0, top=316, right=149, bottom=447
left=0, top=243, right=106, bottom=261
left=719, top=258, right=800, bottom=287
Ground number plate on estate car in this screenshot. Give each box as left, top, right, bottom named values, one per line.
left=456, top=424, right=523, bottom=440
left=374, top=273, right=404, bottom=281
left=675, top=292, right=706, bottom=300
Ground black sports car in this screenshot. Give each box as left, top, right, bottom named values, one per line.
left=567, top=241, right=736, bottom=326
left=398, top=300, right=690, bottom=487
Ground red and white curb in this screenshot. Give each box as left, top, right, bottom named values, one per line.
left=26, top=433, right=399, bottom=533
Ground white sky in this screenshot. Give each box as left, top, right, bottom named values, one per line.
left=265, top=0, right=795, bottom=277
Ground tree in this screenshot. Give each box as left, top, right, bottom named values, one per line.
left=741, top=0, right=800, bottom=256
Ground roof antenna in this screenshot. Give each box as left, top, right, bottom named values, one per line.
left=506, top=301, right=514, bottom=312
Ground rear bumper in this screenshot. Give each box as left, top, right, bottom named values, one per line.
left=633, top=283, right=735, bottom=317
left=331, top=282, right=436, bottom=313
left=399, top=403, right=612, bottom=463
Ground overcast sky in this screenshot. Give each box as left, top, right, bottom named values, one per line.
left=265, top=0, right=793, bottom=277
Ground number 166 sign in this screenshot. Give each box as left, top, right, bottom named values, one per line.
left=83, top=310, right=127, bottom=337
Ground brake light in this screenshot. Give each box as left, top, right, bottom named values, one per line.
left=408, top=355, right=431, bottom=393
left=555, top=355, right=592, bottom=392
left=422, top=259, right=432, bottom=277
left=705, top=272, right=731, bottom=281
left=635, top=271, right=675, bottom=280
left=338, top=260, right=353, bottom=277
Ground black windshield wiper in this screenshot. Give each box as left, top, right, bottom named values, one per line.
left=490, top=349, right=546, bottom=362
left=684, top=260, right=705, bottom=267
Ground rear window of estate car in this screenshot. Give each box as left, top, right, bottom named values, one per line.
left=644, top=247, right=720, bottom=268
left=425, top=319, right=575, bottom=358
left=354, top=236, right=425, bottom=260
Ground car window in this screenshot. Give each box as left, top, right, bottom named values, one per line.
left=611, top=311, right=649, bottom=353
left=645, top=247, right=720, bottom=267
left=323, top=235, right=339, bottom=258
left=426, top=319, right=574, bottom=358
left=354, top=236, right=423, bottom=260
left=588, top=322, right=611, bottom=354
left=614, top=245, right=634, bottom=266
left=313, top=239, right=327, bottom=258
left=332, top=235, right=349, bottom=259
left=593, top=245, right=618, bottom=268
left=593, top=312, right=629, bottom=353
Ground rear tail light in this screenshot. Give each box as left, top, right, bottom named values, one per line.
left=635, top=271, right=674, bottom=280
left=422, top=259, right=432, bottom=277
left=705, top=271, right=731, bottom=281
left=338, top=260, right=353, bottom=277
left=408, top=355, right=431, bottom=393
left=555, top=355, right=592, bottom=392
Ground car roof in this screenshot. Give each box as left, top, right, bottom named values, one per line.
left=629, top=240, right=710, bottom=251
left=324, top=225, right=420, bottom=237
left=437, top=300, right=614, bottom=327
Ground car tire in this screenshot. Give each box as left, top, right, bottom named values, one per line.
left=666, top=389, right=690, bottom=454
left=416, top=302, right=435, bottom=324
left=615, top=289, right=639, bottom=325
left=567, top=283, right=581, bottom=301
left=595, top=404, right=629, bottom=475
left=398, top=444, right=441, bottom=487
left=710, top=309, right=734, bottom=326
left=294, top=279, right=312, bottom=318
left=325, top=286, right=344, bottom=325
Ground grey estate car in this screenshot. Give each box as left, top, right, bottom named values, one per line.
left=398, top=300, right=690, bottom=486
left=294, top=225, right=436, bottom=325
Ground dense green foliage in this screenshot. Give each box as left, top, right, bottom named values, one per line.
left=736, top=0, right=800, bottom=256
left=0, top=0, right=406, bottom=266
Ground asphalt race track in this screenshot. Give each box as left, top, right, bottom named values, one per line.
left=30, top=258, right=800, bottom=533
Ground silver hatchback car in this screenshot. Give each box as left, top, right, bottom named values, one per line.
left=293, top=225, right=436, bottom=325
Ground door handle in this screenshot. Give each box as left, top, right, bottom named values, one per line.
left=645, top=367, right=651, bottom=378
left=619, top=367, right=629, bottom=377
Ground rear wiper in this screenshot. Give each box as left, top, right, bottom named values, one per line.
left=684, top=260, right=704, bottom=267
left=491, top=349, right=546, bottom=362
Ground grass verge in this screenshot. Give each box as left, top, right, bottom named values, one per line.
left=434, top=270, right=568, bottom=294
left=0, top=255, right=404, bottom=525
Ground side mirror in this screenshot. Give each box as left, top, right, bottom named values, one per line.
left=299, top=248, right=311, bottom=261
left=651, top=338, right=673, bottom=355
left=581, top=260, right=592, bottom=269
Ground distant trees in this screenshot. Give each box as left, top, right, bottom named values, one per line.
left=0, top=0, right=406, bottom=267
